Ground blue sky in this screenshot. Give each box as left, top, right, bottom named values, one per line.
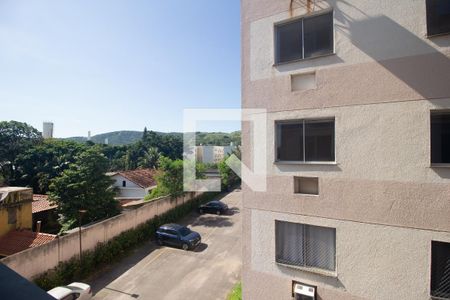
left=0, top=0, right=241, bottom=137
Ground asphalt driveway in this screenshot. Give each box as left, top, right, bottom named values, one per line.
left=91, top=189, right=242, bottom=300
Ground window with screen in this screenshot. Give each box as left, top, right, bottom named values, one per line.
left=275, top=11, right=333, bottom=64
left=426, top=0, right=450, bottom=36
left=276, top=119, right=335, bottom=162
left=431, top=241, right=450, bottom=299
left=431, top=112, right=450, bottom=164
left=276, top=221, right=336, bottom=271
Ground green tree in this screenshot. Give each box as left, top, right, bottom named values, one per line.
left=0, top=121, right=42, bottom=184
left=158, top=134, right=183, bottom=160
left=218, top=148, right=241, bottom=191
left=49, top=147, right=120, bottom=228
left=146, top=157, right=205, bottom=200
left=150, top=156, right=184, bottom=198
left=142, top=131, right=182, bottom=160
left=124, top=141, right=146, bottom=170
left=137, top=147, right=160, bottom=169
left=100, top=144, right=128, bottom=171
left=124, top=130, right=182, bottom=171
left=14, top=140, right=87, bottom=193
left=142, top=127, right=148, bottom=140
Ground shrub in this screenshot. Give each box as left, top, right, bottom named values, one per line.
left=227, top=282, right=242, bottom=300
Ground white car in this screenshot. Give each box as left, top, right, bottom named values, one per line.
left=47, top=282, right=92, bottom=300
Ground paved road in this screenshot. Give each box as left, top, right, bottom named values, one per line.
left=91, top=189, right=242, bottom=300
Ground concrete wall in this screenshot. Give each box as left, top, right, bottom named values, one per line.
left=244, top=208, right=450, bottom=300
left=1, top=192, right=201, bottom=280
left=246, top=0, right=450, bottom=82
left=242, top=0, right=450, bottom=299
left=242, top=0, right=450, bottom=113
left=247, top=99, right=450, bottom=232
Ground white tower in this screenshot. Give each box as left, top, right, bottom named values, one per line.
left=87, top=131, right=91, bottom=141
left=42, top=122, right=54, bottom=139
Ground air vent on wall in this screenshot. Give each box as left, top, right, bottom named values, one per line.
left=293, top=282, right=316, bottom=300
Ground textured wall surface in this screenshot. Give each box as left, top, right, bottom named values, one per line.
left=247, top=209, right=450, bottom=300
left=242, top=0, right=450, bottom=299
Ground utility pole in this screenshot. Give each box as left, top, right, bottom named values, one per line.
left=78, top=209, right=87, bottom=263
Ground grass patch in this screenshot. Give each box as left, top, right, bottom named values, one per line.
left=227, top=282, right=242, bottom=300
left=34, top=191, right=220, bottom=290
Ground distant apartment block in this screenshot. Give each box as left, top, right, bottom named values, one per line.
left=241, top=1, right=450, bottom=299
left=195, top=143, right=236, bottom=164
left=42, top=122, right=53, bottom=139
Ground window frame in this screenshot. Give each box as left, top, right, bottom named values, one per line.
left=294, top=176, right=319, bottom=195
left=275, top=220, right=337, bottom=276
left=7, top=207, right=17, bottom=224
left=274, top=9, right=335, bottom=65
left=426, top=0, right=450, bottom=37
left=430, top=110, right=450, bottom=167
left=430, top=240, right=450, bottom=299
left=275, top=117, right=336, bottom=164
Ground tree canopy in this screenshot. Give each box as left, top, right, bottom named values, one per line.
left=14, top=140, right=87, bottom=194
left=146, top=156, right=205, bottom=200
left=49, top=147, right=120, bottom=228
left=218, top=147, right=241, bottom=191
left=0, top=121, right=42, bottom=185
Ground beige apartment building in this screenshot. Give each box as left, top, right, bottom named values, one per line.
left=241, top=0, right=450, bottom=299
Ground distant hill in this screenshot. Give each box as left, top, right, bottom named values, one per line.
left=65, top=130, right=240, bottom=146
left=66, top=131, right=143, bottom=145
left=195, top=131, right=240, bottom=146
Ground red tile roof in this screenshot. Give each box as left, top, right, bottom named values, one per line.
left=32, top=194, right=57, bottom=213
left=32, top=194, right=48, bottom=201
left=115, top=168, right=157, bottom=188
left=0, top=230, right=57, bottom=256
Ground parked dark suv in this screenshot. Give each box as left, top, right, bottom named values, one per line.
left=155, top=223, right=201, bottom=250
left=198, top=200, right=228, bottom=215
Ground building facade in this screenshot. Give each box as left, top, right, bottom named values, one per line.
left=195, top=144, right=235, bottom=164
left=241, top=1, right=450, bottom=299
left=42, top=122, right=53, bottom=139
left=108, top=169, right=157, bottom=199
left=0, top=187, right=33, bottom=237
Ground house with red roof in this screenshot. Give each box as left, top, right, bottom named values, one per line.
left=0, top=187, right=56, bottom=257
left=32, top=194, right=59, bottom=234
left=108, top=168, right=157, bottom=200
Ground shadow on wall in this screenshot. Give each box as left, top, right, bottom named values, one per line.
left=275, top=53, right=344, bottom=73
left=276, top=263, right=346, bottom=290
left=278, top=1, right=450, bottom=99
left=431, top=167, right=450, bottom=179
left=276, top=164, right=342, bottom=173
left=275, top=0, right=345, bottom=73
left=333, top=2, right=450, bottom=100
